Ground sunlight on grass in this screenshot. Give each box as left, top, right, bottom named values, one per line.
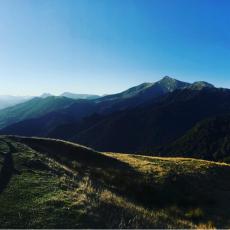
left=1, top=137, right=230, bottom=228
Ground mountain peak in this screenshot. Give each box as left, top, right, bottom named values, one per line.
left=160, top=76, right=177, bottom=82
left=190, top=81, right=215, bottom=90
left=40, top=93, right=53, bottom=98
left=162, top=76, right=175, bottom=80
left=157, top=76, right=190, bottom=92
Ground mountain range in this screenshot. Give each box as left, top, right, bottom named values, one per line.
left=1, top=76, right=230, bottom=162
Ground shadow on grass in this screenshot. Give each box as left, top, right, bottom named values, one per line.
left=13, top=136, right=137, bottom=171
left=0, top=141, right=19, bottom=194
left=0, top=151, right=14, bottom=193
left=10, top=136, right=218, bottom=210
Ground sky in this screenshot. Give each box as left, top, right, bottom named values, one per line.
left=0, top=0, right=230, bottom=96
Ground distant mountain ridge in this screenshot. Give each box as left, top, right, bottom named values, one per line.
left=0, top=76, right=224, bottom=157
left=0, top=76, right=195, bottom=129
left=0, top=92, right=100, bottom=110
left=0, top=76, right=215, bottom=111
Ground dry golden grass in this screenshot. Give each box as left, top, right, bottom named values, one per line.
left=1, top=136, right=230, bottom=228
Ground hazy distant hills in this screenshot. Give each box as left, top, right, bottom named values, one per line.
left=0, top=92, right=100, bottom=111
left=41, top=92, right=101, bottom=100
left=2, top=76, right=230, bottom=160
left=0, top=93, right=101, bottom=129
left=0, top=95, right=32, bottom=110
left=60, top=92, right=100, bottom=100
left=0, top=96, right=76, bottom=129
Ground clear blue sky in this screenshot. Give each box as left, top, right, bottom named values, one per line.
left=0, top=0, right=230, bottom=96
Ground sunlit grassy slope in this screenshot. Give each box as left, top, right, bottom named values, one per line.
left=0, top=136, right=230, bottom=228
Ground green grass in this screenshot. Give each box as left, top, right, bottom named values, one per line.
left=1, top=136, right=230, bottom=228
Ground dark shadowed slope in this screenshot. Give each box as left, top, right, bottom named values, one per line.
left=1, top=136, right=230, bottom=228
left=159, top=114, right=230, bottom=162
left=69, top=87, right=230, bottom=153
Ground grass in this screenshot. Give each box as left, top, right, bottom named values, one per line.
left=0, top=136, right=230, bottom=228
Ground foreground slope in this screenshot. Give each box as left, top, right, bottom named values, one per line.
left=1, top=136, right=230, bottom=228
